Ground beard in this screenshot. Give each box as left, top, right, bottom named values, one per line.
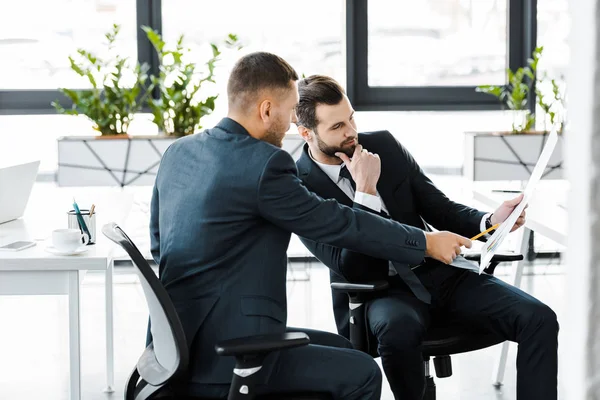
left=264, top=117, right=289, bottom=148
left=316, top=133, right=356, bottom=158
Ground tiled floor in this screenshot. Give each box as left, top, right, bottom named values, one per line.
left=0, top=259, right=564, bottom=400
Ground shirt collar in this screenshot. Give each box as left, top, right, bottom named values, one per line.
left=308, top=148, right=345, bottom=183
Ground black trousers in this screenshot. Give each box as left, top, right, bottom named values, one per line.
left=367, top=261, right=558, bottom=400
left=187, top=327, right=382, bottom=399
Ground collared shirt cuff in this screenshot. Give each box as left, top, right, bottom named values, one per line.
left=354, top=191, right=382, bottom=213
left=480, top=213, right=492, bottom=238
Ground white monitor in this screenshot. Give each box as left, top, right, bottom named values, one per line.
left=0, top=161, right=40, bottom=224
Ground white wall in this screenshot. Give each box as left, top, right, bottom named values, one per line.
left=565, top=0, right=597, bottom=398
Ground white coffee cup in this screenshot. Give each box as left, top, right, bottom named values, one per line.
left=52, top=229, right=89, bottom=252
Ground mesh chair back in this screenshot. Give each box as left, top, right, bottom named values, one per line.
left=102, top=223, right=188, bottom=379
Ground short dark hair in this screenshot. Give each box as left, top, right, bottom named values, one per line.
left=227, top=52, right=298, bottom=111
left=296, top=75, right=345, bottom=131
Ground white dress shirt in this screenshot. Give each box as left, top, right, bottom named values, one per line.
left=309, top=151, right=490, bottom=274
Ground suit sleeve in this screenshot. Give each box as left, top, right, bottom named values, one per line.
left=299, top=202, right=390, bottom=281
left=384, top=132, right=486, bottom=238
left=258, top=150, right=427, bottom=266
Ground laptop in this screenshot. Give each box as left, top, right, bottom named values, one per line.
left=0, top=161, right=40, bottom=224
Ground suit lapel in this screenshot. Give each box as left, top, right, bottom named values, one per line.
left=297, top=145, right=354, bottom=208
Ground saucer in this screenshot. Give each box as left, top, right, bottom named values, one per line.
left=45, top=245, right=89, bottom=256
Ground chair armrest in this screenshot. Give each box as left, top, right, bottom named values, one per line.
left=463, top=252, right=524, bottom=263
left=330, top=281, right=390, bottom=293
left=464, top=252, right=524, bottom=275
left=215, top=332, right=309, bottom=357
left=217, top=333, right=311, bottom=400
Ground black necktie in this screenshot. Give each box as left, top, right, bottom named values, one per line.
left=339, top=165, right=356, bottom=191
left=340, top=165, right=391, bottom=217
left=340, top=166, right=430, bottom=303
left=391, top=261, right=431, bottom=304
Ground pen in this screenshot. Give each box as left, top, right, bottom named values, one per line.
left=72, top=198, right=92, bottom=240
left=492, top=190, right=522, bottom=193
left=470, top=223, right=500, bottom=241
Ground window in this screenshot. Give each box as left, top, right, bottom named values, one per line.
left=348, top=0, right=537, bottom=111
left=368, top=0, right=507, bottom=87
left=0, top=0, right=137, bottom=90
left=161, top=0, right=345, bottom=133
left=161, top=0, right=346, bottom=134
left=537, top=0, right=569, bottom=79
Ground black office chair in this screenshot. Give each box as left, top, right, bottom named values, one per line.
left=102, top=223, right=331, bottom=400
left=331, top=253, right=523, bottom=400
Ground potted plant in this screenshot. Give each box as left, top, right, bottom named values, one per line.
left=464, top=46, right=565, bottom=181
left=52, top=24, right=150, bottom=137
left=142, top=26, right=241, bottom=136
left=53, top=25, right=240, bottom=187
left=52, top=24, right=177, bottom=187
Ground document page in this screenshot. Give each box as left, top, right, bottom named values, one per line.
left=479, top=129, right=559, bottom=272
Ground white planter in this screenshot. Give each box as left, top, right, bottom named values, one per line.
left=464, top=132, right=564, bottom=181
left=57, top=136, right=178, bottom=187
left=57, top=133, right=307, bottom=187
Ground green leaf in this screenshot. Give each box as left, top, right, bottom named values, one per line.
left=143, top=26, right=165, bottom=53
left=475, top=85, right=503, bottom=99
left=211, top=43, right=220, bottom=58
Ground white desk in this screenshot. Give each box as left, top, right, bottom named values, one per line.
left=472, top=180, right=567, bottom=387
left=0, top=220, right=114, bottom=400
left=0, top=185, right=141, bottom=399
left=0, top=182, right=315, bottom=399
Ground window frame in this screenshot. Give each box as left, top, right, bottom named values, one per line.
left=346, top=0, right=538, bottom=111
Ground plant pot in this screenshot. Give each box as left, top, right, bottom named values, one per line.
left=57, top=135, right=178, bottom=187
left=464, top=131, right=563, bottom=181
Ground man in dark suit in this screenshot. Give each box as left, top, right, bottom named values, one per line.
left=295, top=75, right=559, bottom=400
left=150, top=53, right=475, bottom=399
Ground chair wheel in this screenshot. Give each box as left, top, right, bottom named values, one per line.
left=433, top=355, right=452, bottom=378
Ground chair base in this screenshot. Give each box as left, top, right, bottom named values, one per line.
left=424, top=376, right=436, bottom=400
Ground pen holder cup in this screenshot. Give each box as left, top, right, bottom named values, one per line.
left=68, top=209, right=96, bottom=245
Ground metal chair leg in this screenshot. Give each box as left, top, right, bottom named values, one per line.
left=424, top=358, right=436, bottom=400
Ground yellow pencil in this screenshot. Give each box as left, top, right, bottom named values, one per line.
left=470, top=223, right=500, bottom=241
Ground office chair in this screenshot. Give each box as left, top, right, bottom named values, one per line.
left=102, top=223, right=331, bottom=400
left=331, top=252, right=523, bottom=400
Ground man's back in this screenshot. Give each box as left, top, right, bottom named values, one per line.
left=151, top=118, right=291, bottom=383
left=153, top=119, right=286, bottom=300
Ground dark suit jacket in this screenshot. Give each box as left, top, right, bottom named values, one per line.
left=296, top=130, right=486, bottom=338
left=150, top=119, right=434, bottom=385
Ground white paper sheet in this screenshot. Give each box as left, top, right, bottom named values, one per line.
left=479, top=129, right=559, bottom=273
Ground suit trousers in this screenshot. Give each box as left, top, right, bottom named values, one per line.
left=186, top=327, right=382, bottom=399
left=367, top=261, right=558, bottom=400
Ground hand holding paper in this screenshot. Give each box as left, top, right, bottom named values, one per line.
left=479, top=129, right=559, bottom=273
left=491, top=194, right=528, bottom=233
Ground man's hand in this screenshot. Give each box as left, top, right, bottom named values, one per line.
left=490, top=193, right=527, bottom=232
left=424, top=231, right=472, bottom=264
left=335, top=144, right=381, bottom=195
